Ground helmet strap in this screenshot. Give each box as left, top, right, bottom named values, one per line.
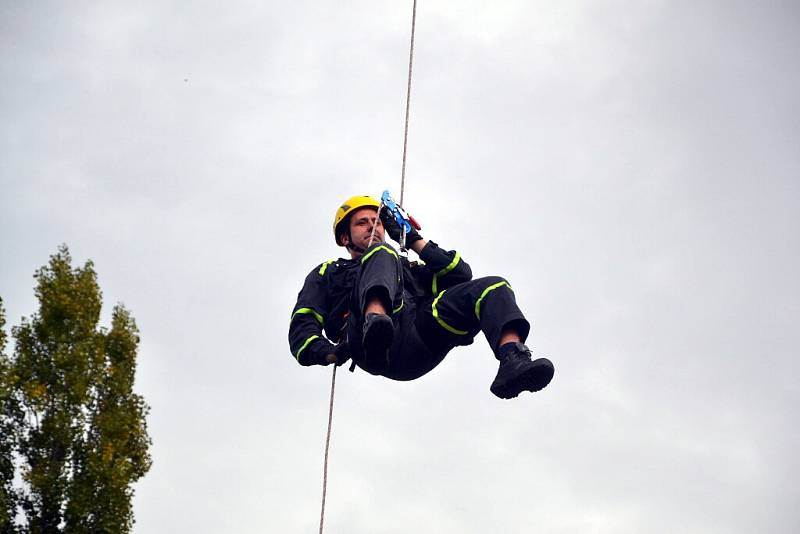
left=341, top=229, right=366, bottom=255
left=346, top=243, right=366, bottom=254
left=345, top=241, right=366, bottom=255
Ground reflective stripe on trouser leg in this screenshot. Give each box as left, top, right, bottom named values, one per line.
left=357, top=242, right=403, bottom=316
left=424, top=276, right=529, bottom=351
left=472, top=276, right=529, bottom=351
left=432, top=290, right=470, bottom=335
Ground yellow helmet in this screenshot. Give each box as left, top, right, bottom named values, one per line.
left=333, top=195, right=380, bottom=246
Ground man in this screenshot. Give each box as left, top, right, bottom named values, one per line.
left=288, top=195, right=554, bottom=399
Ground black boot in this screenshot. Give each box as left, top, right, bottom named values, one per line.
left=362, top=313, right=394, bottom=371
left=490, top=342, right=554, bottom=399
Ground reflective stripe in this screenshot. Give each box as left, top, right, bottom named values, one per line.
left=393, top=299, right=404, bottom=314
left=432, top=251, right=461, bottom=296
left=295, top=335, right=320, bottom=360
left=360, top=245, right=398, bottom=264
left=474, top=281, right=512, bottom=320
left=292, top=307, right=324, bottom=326
left=318, top=260, right=335, bottom=276
left=432, top=290, right=468, bottom=335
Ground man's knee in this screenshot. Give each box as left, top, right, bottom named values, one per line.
left=360, top=242, right=400, bottom=265
left=472, top=276, right=516, bottom=320
left=474, top=275, right=508, bottom=288
left=364, top=241, right=399, bottom=255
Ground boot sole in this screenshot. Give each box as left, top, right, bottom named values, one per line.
left=363, top=315, right=394, bottom=370
left=491, top=358, right=555, bottom=399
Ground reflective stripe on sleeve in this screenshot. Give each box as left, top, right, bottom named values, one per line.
left=295, top=335, right=320, bottom=360
left=432, top=251, right=461, bottom=295
left=291, top=307, right=324, bottom=326
left=432, top=290, right=468, bottom=335
left=474, top=281, right=512, bottom=320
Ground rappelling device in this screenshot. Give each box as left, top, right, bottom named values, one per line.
left=380, top=190, right=421, bottom=250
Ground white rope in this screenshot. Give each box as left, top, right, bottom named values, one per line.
left=399, top=0, right=418, bottom=207
left=318, top=2, right=419, bottom=531
left=367, top=204, right=385, bottom=249
left=318, top=365, right=337, bottom=534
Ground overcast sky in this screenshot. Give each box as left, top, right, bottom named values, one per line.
left=1, top=1, right=799, bottom=532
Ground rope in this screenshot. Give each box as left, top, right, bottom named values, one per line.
left=318, top=2, right=419, bottom=532
left=318, top=365, right=337, bottom=534
left=367, top=204, right=384, bottom=248
left=399, top=0, right=418, bottom=207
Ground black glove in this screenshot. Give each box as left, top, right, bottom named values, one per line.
left=320, top=341, right=351, bottom=367
left=380, top=208, right=422, bottom=245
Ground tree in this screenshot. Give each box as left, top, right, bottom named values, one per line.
left=1, top=298, right=21, bottom=534
left=1, top=246, right=151, bottom=533
left=63, top=307, right=151, bottom=533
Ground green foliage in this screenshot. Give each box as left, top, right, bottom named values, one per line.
left=64, top=308, right=152, bottom=534
left=1, top=298, right=22, bottom=534
left=0, top=246, right=152, bottom=533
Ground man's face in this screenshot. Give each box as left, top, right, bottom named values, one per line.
left=343, top=207, right=384, bottom=255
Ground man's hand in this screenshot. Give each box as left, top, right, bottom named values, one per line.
left=379, top=208, right=423, bottom=246
left=323, top=341, right=351, bottom=367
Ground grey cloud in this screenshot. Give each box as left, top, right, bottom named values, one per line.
left=2, top=1, right=798, bottom=533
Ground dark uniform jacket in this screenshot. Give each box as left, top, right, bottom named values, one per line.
left=289, top=241, right=471, bottom=369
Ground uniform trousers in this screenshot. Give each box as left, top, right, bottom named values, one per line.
left=347, top=243, right=531, bottom=381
